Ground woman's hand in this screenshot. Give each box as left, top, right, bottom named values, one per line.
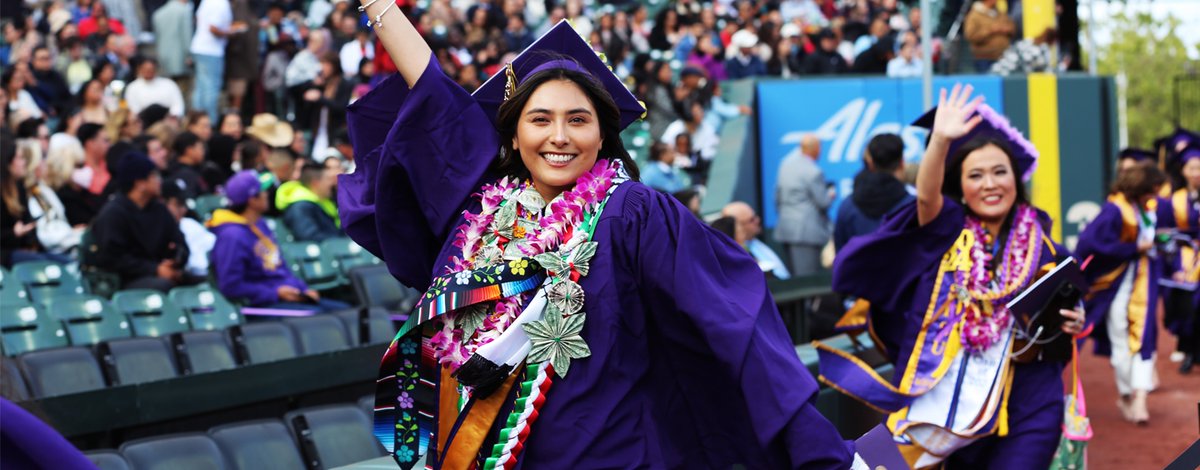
left=1060, top=308, right=1085, bottom=336
left=13, top=221, right=35, bottom=237
left=1137, top=239, right=1153, bottom=254
left=1173, top=270, right=1187, bottom=282
left=930, top=84, right=984, bottom=143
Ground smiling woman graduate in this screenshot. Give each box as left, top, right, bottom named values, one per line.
left=821, top=85, right=1086, bottom=469
left=336, top=9, right=854, bottom=470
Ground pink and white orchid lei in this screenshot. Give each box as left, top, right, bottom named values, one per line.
left=955, top=204, right=1043, bottom=353
left=431, top=159, right=622, bottom=368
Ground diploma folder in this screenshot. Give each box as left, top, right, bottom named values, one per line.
left=1005, top=257, right=1088, bottom=362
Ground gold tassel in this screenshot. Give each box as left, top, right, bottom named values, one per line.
left=504, top=63, right=517, bottom=101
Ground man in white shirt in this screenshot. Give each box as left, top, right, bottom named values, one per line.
left=189, top=0, right=234, bottom=122
left=886, top=31, right=923, bottom=78
left=338, top=28, right=374, bottom=79
left=124, top=58, right=187, bottom=118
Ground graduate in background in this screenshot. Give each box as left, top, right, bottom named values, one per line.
left=1075, top=160, right=1168, bottom=425
left=1159, top=144, right=1200, bottom=374
left=823, top=85, right=1084, bottom=469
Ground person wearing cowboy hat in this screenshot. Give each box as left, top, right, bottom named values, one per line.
left=724, top=29, right=767, bottom=79
left=244, top=113, right=296, bottom=149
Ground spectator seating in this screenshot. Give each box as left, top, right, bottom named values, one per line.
left=84, top=450, right=132, bottom=470
left=284, top=315, right=350, bottom=355
left=209, top=419, right=307, bottom=470
left=169, top=284, right=244, bottom=331
left=10, top=260, right=86, bottom=304
left=281, top=241, right=342, bottom=291
left=332, top=307, right=397, bottom=345
left=19, top=346, right=106, bottom=397
left=348, top=265, right=418, bottom=313
left=191, top=194, right=230, bottom=223
left=1, top=356, right=31, bottom=400
left=284, top=404, right=386, bottom=469
left=170, top=330, right=237, bottom=374
left=99, top=337, right=180, bottom=386
left=0, top=266, right=32, bottom=304
left=321, top=237, right=377, bottom=278
left=356, top=395, right=373, bottom=422
left=42, top=295, right=133, bottom=346
left=228, top=322, right=300, bottom=365
left=264, top=217, right=295, bottom=244
left=78, top=229, right=121, bottom=298
left=119, top=433, right=230, bottom=470
left=111, top=289, right=192, bottom=337
left=1, top=303, right=69, bottom=356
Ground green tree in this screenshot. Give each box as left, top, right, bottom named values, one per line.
left=1091, top=10, right=1199, bottom=146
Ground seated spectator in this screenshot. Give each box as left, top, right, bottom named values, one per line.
left=57, top=123, right=112, bottom=226
left=166, top=131, right=212, bottom=199
left=673, top=188, right=702, bottom=216
left=853, top=14, right=890, bottom=57
left=886, top=31, right=924, bottom=78
left=261, top=147, right=297, bottom=218
left=26, top=139, right=85, bottom=258
left=123, top=57, right=187, bottom=118
left=208, top=171, right=348, bottom=311
left=851, top=35, right=895, bottom=74
left=3, top=63, right=43, bottom=120
left=833, top=133, right=913, bottom=252
left=724, top=30, right=767, bottom=79
left=991, top=27, right=1056, bottom=76
left=28, top=46, right=73, bottom=116
left=964, top=0, right=1015, bottom=72
left=662, top=101, right=719, bottom=162
left=721, top=201, right=791, bottom=280
left=710, top=215, right=737, bottom=240
left=162, top=183, right=215, bottom=278
left=76, top=79, right=110, bottom=124
left=277, top=163, right=341, bottom=242
left=640, top=143, right=690, bottom=194
left=2, top=138, right=70, bottom=267
left=802, top=28, right=849, bottom=75
left=217, top=113, right=243, bottom=141
left=89, top=153, right=195, bottom=291
left=184, top=111, right=213, bottom=142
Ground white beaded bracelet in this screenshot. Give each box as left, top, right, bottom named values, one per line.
left=370, top=0, right=398, bottom=28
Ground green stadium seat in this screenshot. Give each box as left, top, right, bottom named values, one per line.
left=99, top=337, right=179, bottom=385
left=229, top=323, right=298, bottom=364
left=169, top=331, right=236, bottom=374
left=1, top=304, right=68, bottom=356
left=280, top=242, right=342, bottom=291
left=0, top=267, right=30, bottom=304
left=191, top=194, right=229, bottom=222
left=111, top=290, right=192, bottom=337
left=77, top=228, right=121, bottom=298
left=168, top=284, right=244, bottom=331
left=42, top=295, right=132, bottom=347
left=264, top=217, right=294, bottom=243
left=19, top=346, right=106, bottom=397
left=11, top=261, right=85, bottom=304
left=284, top=405, right=385, bottom=468
left=320, top=237, right=374, bottom=278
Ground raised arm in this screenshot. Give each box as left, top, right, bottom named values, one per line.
left=916, top=84, right=983, bottom=227
left=360, top=0, right=431, bottom=88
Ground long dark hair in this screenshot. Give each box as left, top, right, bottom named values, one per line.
left=491, top=56, right=640, bottom=182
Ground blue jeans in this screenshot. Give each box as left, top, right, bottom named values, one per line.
left=191, top=53, right=225, bottom=122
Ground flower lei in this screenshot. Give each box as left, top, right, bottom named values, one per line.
left=953, top=204, right=1043, bottom=353
left=430, top=160, right=621, bottom=369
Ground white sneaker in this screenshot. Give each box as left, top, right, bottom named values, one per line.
left=1171, top=351, right=1186, bottom=362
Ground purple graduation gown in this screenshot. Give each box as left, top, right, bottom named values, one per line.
left=1157, top=189, right=1200, bottom=334
left=338, top=55, right=852, bottom=469
left=1074, top=197, right=1160, bottom=359
left=0, top=398, right=98, bottom=469
left=832, top=199, right=1067, bottom=469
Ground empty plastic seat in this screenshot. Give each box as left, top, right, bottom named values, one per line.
left=119, top=433, right=229, bottom=470
left=43, top=295, right=132, bottom=346
left=333, top=307, right=397, bottom=345
left=228, top=323, right=298, bottom=364
left=84, top=450, right=132, bottom=470
left=320, top=238, right=374, bottom=278
left=100, top=338, right=179, bottom=385
left=348, top=265, right=418, bottom=313
left=170, top=331, right=236, bottom=374
left=0, top=267, right=30, bottom=304
left=356, top=395, right=374, bottom=421
left=284, top=405, right=385, bottom=469
left=191, top=194, right=228, bottom=222
left=209, top=419, right=305, bottom=470
left=284, top=315, right=349, bottom=355
left=1, top=304, right=69, bottom=356
left=280, top=242, right=342, bottom=291
left=111, top=290, right=191, bottom=337
left=19, top=346, right=106, bottom=397
left=263, top=218, right=294, bottom=243
left=168, top=284, right=243, bottom=331
left=10, top=261, right=85, bottom=304
left=2, top=356, right=30, bottom=400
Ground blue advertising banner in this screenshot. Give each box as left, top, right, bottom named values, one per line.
left=757, top=76, right=1005, bottom=229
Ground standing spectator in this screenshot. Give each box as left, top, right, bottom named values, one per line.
left=286, top=30, right=327, bottom=89
left=190, top=0, right=234, bottom=122
left=123, top=58, right=186, bottom=117
left=208, top=171, right=348, bottom=310
left=152, top=0, right=195, bottom=89
left=166, top=131, right=211, bottom=199
left=225, top=0, right=260, bottom=115
left=990, top=27, right=1055, bottom=76
left=640, top=143, right=690, bottom=194
left=339, top=26, right=374, bottom=80
left=644, top=61, right=677, bottom=143
left=725, top=30, right=767, bottom=80
left=801, top=28, right=849, bottom=75
left=277, top=163, right=340, bottom=242
left=964, top=0, right=1015, bottom=72
left=90, top=153, right=192, bottom=291
left=774, top=133, right=832, bottom=276
left=297, top=54, right=353, bottom=159
left=28, top=46, right=72, bottom=116
left=722, top=202, right=791, bottom=280
left=101, top=0, right=147, bottom=41
left=887, top=31, right=923, bottom=77
left=833, top=133, right=912, bottom=251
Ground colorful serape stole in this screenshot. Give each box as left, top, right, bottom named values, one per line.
left=375, top=259, right=547, bottom=469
